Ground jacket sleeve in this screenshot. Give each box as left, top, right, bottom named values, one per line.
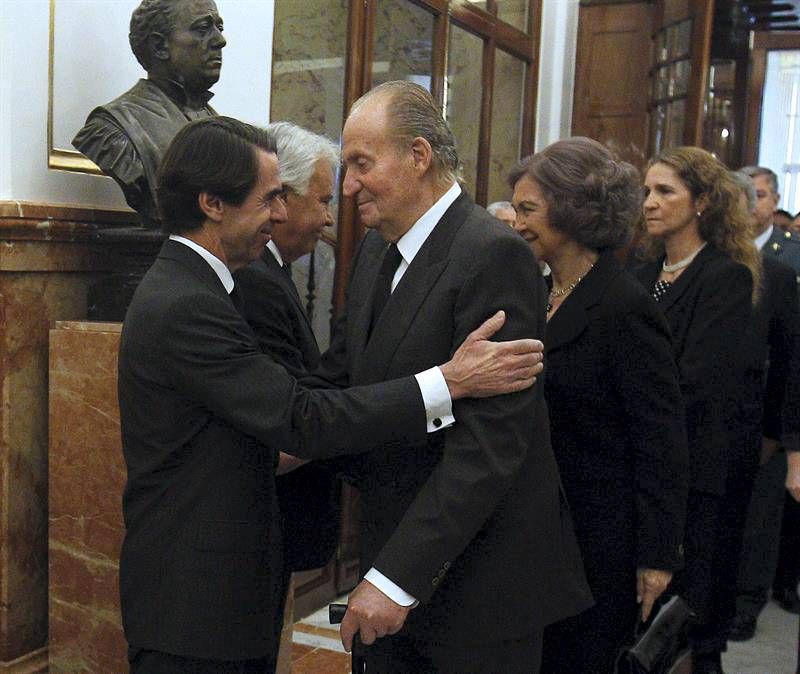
left=159, top=289, right=427, bottom=460
left=608, top=296, right=689, bottom=571
left=677, top=261, right=753, bottom=493
left=234, top=265, right=312, bottom=378
left=763, top=266, right=800, bottom=446
left=371, top=234, right=541, bottom=602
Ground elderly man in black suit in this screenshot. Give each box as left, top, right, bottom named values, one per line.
left=324, top=81, right=592, bottom=673
left=73, top=0, right=225, bottom=227
left=117, top=116, right=544, bottom=673
left=234, top=122, right=340, bottom=623
left=730, top=170, right=800, bottom=639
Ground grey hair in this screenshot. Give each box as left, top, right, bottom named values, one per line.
left=267, top=121, right=339, bottom=196
left=129, top=0, right=178, bottom=71
left=740, top=165, right=779, bottom=196
left=352, top=81, right=460, bottom=184
left=487, top=201, right=514, bottom=216
left=731, top=171, right=757, bottom=212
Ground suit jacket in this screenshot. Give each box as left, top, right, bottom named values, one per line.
left=118, top=239, right=430, bottom=660
left=740, top=255, right=800, bottom=447
left=632, top=243, right=753, bottom=495
left=764, top=226, right=800, bottom=279
left=544, top=252, right=688, bottom=596
left=234, top=249, right=339, bottom=571
left=316, top=192, right=592, bottom=646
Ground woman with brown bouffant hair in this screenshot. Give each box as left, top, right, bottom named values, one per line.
left=510, top=137, right=689, bottom=673
left=632, top=146, right=762, bottom=674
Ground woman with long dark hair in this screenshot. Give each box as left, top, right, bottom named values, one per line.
left=633, top=147, right=762, bottom=674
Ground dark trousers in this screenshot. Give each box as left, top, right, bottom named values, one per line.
left=735, top=451, right=788, bottom=619
left=775, top=491, right=800, bottom=593
left=676, top=474, right=756, bottom=655
left=128, top=649, right=276, bottom=674
left=355, top=630, right=543, bottom=674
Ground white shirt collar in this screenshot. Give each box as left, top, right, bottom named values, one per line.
left=395, top=182, right=461, bottom=267
left=169, top=234, right=235, bottom=293
left=754, top=224, right=774, bottom=251
left=266, top=239, right=285, bottom=267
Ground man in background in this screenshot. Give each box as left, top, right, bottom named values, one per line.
left=486, top=200, right=516, bottom=227
left=234, top=122, right=340, bottom=630
left=730, top=170, right=800, bottom=641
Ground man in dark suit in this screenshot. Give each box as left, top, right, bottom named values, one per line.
left=730, top=170, right=800, bottom=640
left=234, top=122, right=340, bottom=613
left=326, top=81, right=592, bottom=673
left=73, top=0, right=224, bottom=227
left=118, top=116, right=544, bottom=673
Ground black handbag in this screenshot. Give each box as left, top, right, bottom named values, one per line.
left=614, top=596, right=693, bottom=674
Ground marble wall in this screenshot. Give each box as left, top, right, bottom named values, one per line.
left=48, top=322, right=126, bottom=673
left=0, top=202, right=135, bottom=672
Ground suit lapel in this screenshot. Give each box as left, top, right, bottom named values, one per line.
left=353, top=193, right=472, bottom=383
left=545, top=251, right=618, bottom=353
left=159, top=239, right=231, bottom=302
left=261, top=249, right=314, bottom=335
left=654, top=244, right=717, bottom=314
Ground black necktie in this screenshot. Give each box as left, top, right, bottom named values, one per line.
left=370, top=243, right=402, bottom=334
left=281, top=263, right=301, bottom=300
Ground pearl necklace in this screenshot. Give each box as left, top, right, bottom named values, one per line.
left=547, top=262, right=595, bottom=313
left=662, top=243, right=706, bottom=273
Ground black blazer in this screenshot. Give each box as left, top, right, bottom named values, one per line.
left=632, top=244, right=753, bottom=495
left=316, top=192, right=593, bottom=645
left=118, top=239, right=430, bottom=660
left=234, top=248, right=339, bottom=572
left=544, top=251, right=688, bottom=578
left=742, top=255, right=800, bottom=445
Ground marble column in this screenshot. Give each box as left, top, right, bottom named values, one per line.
left=0, top=202, right=136, bottom=672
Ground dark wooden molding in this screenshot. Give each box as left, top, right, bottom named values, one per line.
left=684, top=0, right=713, bottom=146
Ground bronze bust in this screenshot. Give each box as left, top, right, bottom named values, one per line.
left=73, top=0, right=225, bottom=228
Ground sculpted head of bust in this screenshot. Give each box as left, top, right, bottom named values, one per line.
left=129, top=0, right=226, bottom=102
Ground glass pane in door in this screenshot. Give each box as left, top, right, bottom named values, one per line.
left=488, top=49, right=526, bottom=204
left=758, top=50, right=800, bottom=214
left=372, top=0, right=435, bottom=91
left=497, top=0, right=528, bottom=32
left=446, top=24, right=484, bottom=197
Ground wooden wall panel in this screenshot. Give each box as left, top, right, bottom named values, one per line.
left=572, top=2, right=653, bottom=169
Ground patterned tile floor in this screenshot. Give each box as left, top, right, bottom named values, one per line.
left=292, top=598, right=351, bottom=674
left=292, top=596, right=799, bottom=674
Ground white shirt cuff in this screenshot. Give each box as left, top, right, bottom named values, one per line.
left=364, top=568, right=419, bottom=607
left=414, top=367, right=455, bottom=433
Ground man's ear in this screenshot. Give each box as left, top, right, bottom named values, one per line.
left=198, top=192, right=224, bottom=223
left=410, top=136, right=433, bottom=174
left=148, top=32, right=170, bottom=62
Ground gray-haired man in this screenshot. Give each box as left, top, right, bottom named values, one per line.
left=234, top=123, right=341, bottom=581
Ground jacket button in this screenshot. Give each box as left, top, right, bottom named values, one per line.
left=432, top=577, right=439, bottom=586
left=443, top=561, right=451, bottom=570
